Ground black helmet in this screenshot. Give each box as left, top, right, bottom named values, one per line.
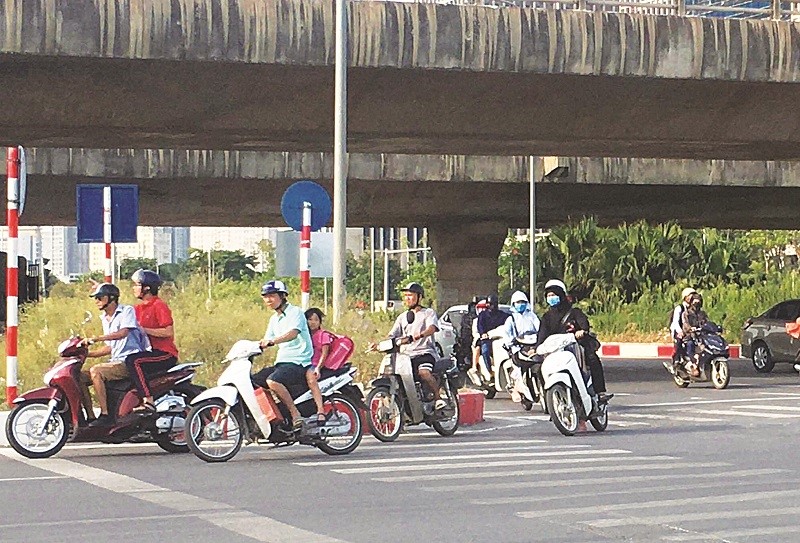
left=89, top=283, right=120, bottom=302
left=487, top=294, right=499, bottom=308
left=131, top=269, right=162, bottom=295
left=400, top=282, right=424, bottom=298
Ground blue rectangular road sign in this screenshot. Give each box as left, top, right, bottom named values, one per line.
left=76, top=185, right=139, bottom=243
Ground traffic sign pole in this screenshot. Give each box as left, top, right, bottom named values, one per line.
left=300, top=202, right=312, bottom=310
left=6, top=147, right=19, bottom=405
left=103, top=186, right=112, bottom=283
left=332, top=0, right=348, bottom=325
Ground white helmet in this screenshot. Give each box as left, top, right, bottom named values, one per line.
left=681, top=287, right=697, bottom=300
left=510, top=291, right=529, bottom=304
left=544, top=279, right=567, bottom=293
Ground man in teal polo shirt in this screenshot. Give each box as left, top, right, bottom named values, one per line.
left=252, top=280, right=323, bottom=432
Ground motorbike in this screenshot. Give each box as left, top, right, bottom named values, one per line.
left=5, top=334, right=204, bottom=459
left=538, top=333, right=609, bottom=436
left=662, top=321, right=730, bottom=389
left=185, top=340, right=366, bottom=462
left=466, top=326, right=514, bottom=399
left=506, top=336, right=547, bottom=413
left=366, top=327, right=461, bottom=441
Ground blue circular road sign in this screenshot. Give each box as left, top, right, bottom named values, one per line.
left=280, top=181, right=332, bottom=232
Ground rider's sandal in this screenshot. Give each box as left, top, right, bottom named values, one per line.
left=132, top=401, right=157, bottom=414
left=291, top=417, right=304, bottom=432
left=315, top=412, right=327, bottom=426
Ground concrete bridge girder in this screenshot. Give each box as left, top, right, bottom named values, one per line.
left=0, top=3, right=799, bottom=158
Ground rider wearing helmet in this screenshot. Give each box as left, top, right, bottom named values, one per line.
left=670, top=287, right=697, bottom=364
left=681, top=292, right=709, bottom=377
left=252, top=280, right=324, bottom=432
left=537, top=279, right=609, bottom=399
left=81, top=282, right=150, bottom=426
left=386, top=282, right=443, bottom=408
left=476, top=293, right=510, bottom=377
left=124, top=269, right=179, bottom=413
left=504, top=291, right=540, bottom=353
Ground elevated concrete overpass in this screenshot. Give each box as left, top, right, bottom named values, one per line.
left=0, top=1, right=799, bottom=159
left=9, top=148, right=800, bottom=306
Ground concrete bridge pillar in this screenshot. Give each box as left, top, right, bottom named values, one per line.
left=428, top=222, right=508, bottom=312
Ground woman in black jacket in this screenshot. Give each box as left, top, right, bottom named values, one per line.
left=537, top=279, right=608, bottom=397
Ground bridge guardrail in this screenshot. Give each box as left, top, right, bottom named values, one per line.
left=383, top=0, right=800, bottom=21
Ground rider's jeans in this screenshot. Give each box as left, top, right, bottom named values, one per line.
left=480, top=341, right=492, bottom=373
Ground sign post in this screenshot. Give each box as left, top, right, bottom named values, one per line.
left=103, top=186, right=112, bottom=283
left=5, top=147, right=20, bottom=405
left=300, top=202, right=312, bottom=309
left=281, top=181, right=332, bottom=309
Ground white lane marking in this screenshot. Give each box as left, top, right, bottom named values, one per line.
left=0, top=513, right=196, bottom=529
left=517, top=489, right=800, bottom=518
left=296, top=445, right=592, bottom=466
left=588, top=505, right=800, bottom=528
left=0, top=449, right=349, bottom=543
left=617, top=413, right=724, bottom=423
left=357, top=439, right=548, bottom=450
left=485, top=414, right=546, bottom=422
left=701, top=409, right=800, bottom=419
left=381, top=458, right=707, bottom=483
left=471, top=471, right=787, bottom=505
left=332, top=449, right=632, bottom=474
left=733, top=405, right=800, bottom=412
left=484, top=409, right=527, bottom=414
left=631, top=396, right=799, bottom=408
left=611, top=421, right=651, bottom=427
left=423, top=470, right=786, bottom=503
left=663, top=525, right=800, bottom=541
left=760, top=391, right=800, bottom=396
left=0, top=476, right=67, bottom=482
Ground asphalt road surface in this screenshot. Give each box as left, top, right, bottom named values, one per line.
left=2, top=358, right=799, bottom=543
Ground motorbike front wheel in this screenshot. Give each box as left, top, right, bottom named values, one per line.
left=366, top=386, right=404, bottom=442
left=431, top=382, right=460, bottom=437
left=546, top=384, right=579, bottom=436
left=316, top=395, right=363, bottom=456
left=5, top=400, right=70, bottom=459
left=186, top=399, right=244, bottom=463
left=711, top=360, right=730, bottom=390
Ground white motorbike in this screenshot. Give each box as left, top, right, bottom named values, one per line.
left=467, top=326, right=515, bottom=399
left=538, top=333, right=609, bottom=436
left=185, top=340, right=366, bottom=462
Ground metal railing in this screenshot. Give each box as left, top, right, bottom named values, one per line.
left=390, top=0, right=800, bottom=20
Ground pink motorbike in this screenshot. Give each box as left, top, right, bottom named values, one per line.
left=5, top=335, right=204, bottom=458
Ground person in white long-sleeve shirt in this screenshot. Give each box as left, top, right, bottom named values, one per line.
left=504, top=291, right=540, bottom=353
left=670, top=287, right=697, bottom=363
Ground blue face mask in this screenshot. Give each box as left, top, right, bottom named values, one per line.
left=546, top=295, right=560, bottom=307
left=513, top=302, right=527, bottom=314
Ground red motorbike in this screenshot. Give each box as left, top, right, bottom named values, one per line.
left=5, top=335, right=204, bottom=458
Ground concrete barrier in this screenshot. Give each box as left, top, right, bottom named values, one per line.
left=458, top=389, right=485, bottom=425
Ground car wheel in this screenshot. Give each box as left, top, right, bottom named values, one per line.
left=751, top=342, right=775, bottom=373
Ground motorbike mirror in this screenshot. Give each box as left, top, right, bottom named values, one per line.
left=82, top=311, right=93, bottom=325
left=377, top=338, right=397, bottom=353
left=405, top=310, right=415, bottom=324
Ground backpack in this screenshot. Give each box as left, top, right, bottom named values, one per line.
left=323, top=333, right=355, bottom=370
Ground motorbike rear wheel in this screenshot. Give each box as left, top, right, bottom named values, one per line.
left=711, top=360, right=730, bottom=390
left=5, top=400, right=70, bottom=459
left=546, top=384, right=579, bottom=436
left=316, top=395, right=363, bottom=455
left=590, top=403, right=608, bottom=432
left=155, top=384, right=206, bottom=454
left=186, top=399, right=244, bottom=463
left=366, top=386, right=404, bottom=442
left=431, top=382, right=460, bottom=437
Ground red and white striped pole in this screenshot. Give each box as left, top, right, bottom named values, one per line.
left=300, top=201, right=311, bottom=310
left=6, top=147, right=20, bottom=405
left=103, top=186, right=112, bottom=283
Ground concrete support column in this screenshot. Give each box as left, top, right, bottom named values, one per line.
left=428, top=221, right=508, bottom=312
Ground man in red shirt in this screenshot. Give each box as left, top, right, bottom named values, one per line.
left=124, top=269, right=179, bottom=412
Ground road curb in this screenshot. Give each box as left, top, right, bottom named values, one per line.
left=600, top=342, right=742, bottom=359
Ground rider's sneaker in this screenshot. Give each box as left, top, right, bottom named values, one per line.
left=467, top=368, right=481, bottom=385
left=434, top=399, right=448, bottom=410
left=597, top=392, right=614, bottom=403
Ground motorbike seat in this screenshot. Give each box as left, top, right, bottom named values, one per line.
left=107, top=378, right=133, bottom=392
left=317, top=364, right=352, bottom=380
left=433, top=357, right=454, bottom=375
